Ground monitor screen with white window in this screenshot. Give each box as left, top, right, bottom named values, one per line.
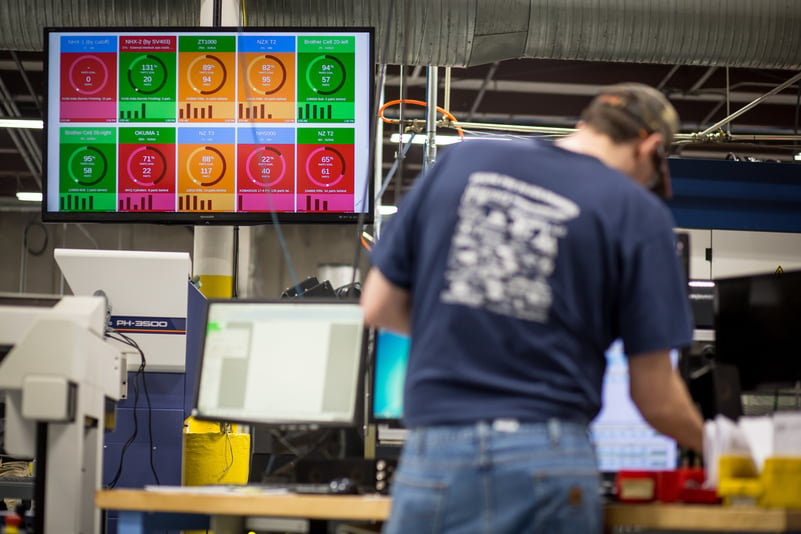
left=192, top=299, right=365, bottom=427
left=590, top=340, right=679, bottom=471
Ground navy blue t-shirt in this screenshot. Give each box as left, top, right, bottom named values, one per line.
left=370, top=138, right=693, bottom=427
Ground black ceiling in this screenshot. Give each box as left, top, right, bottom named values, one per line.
left=2, top=49, right=800, bottom=207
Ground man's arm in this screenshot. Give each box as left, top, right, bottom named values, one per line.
left=628, top=349, right=704, bottom=453
left=360, top=267, right=412, bottom=335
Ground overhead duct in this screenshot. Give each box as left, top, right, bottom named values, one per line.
left=1, top=0, right=800, bottom=68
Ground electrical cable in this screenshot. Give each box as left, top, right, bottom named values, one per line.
left=23, top=219, right=48, bottom=256
left=345, top=2, right=398, bottom=287
left=212, top=0, right=222, bottom=28
left=268, top=429, right=336, bottom=478
left=794, top=80, right=800, bottom=153
left=74, top=223, right=100, bottom=249
left=217, top=430, right=235, bottom=482
left=104, top=349, right=141, bottom=489
left=375, top=132, right=416, bottom=201
left=232, top=225, right=239, bottom=299
left=377, top=99, right=465, bottom=138
left=233, top=0, right=303, bottom=298
left=105, top=331, right=161, bottom=487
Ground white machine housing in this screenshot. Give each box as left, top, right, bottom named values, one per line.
left=0, top=295, right=127, bottom=534
left=54, top=248, right=191, bottom=372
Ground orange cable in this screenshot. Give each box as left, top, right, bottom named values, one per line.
left=378, top=99, right=464, bottom=138
left=360, top=235, right=373, bottom=251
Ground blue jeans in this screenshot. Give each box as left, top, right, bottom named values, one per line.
left=382, top=420, right=602, bottom=534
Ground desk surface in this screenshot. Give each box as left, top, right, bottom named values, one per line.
left=97, top=490, right=801, bottom=532
left=605, top=503, right=801, bottom=532
left=96, top=488, right=391, bottom=522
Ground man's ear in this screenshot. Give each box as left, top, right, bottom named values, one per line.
left=642, top=132, right=665, bottom=158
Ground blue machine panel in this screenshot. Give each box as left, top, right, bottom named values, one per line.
left=668, top=158, right=801, bottom=233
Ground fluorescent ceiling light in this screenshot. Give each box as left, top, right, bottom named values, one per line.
left=689, top=280, right=715, bottom=288
left=389, top=133, right=463, bottom=145
left=16, top=192, right=42, bottom=202
left=0, top=119, right=44, bottom=129
left=378, top=205, right=398, bottom=215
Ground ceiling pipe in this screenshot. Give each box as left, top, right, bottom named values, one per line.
left=1, top=0, right=801, bottom=69
left=697, top=71, right=801, bottom=138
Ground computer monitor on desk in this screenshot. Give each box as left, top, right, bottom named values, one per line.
left=370, top=333, right=678, bottom=472
left=192, top=299, right=366, bottom=428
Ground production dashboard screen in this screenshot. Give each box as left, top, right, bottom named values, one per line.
left=43, top=27, right=374, bottom=224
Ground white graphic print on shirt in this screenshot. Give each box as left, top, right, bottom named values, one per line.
left=440, top=172, right=580, bottom=322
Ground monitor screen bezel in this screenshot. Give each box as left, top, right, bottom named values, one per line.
left=192, top=298, right=367, bottom=429
left=41, top=25, right=375, bottom=225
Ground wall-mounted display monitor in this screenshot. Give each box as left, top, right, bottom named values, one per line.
left=43, top=27, right=374, bottom=224
left=193, top=299, right=366, bottom=428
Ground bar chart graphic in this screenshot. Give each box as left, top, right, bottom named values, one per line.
left=60, top=194, right=98, bottom=211
left=297, top=103, right=335, bottom=121
left=300, top=194, right=354, bottom=212
left=238, top=103, right=274, bottom=120
left=179, top=103, right=215, bottom=120
left=178, top=195, right=218, bottom=211
left=119, top=195, right=157, bottom=211
left=121, top=104, right=146, bottom=120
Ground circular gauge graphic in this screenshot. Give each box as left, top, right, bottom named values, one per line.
left=187, top=146, right=227, bottom=187
left=127, top=54, right=168, bottom=94
left=187, top=54, right=227, bottom=95
left=67, top=146, right=108, bottom=186
left=245, top=146, right=286, bottom=187
left=126, top=146, right=167, bottom=186
left=305, top=146, right=346, bottom=188
left=67, top=55, right=110, bottom=95
left=246, top=55, right=287, bottom=95
left=305, top=55, right=346, bottom=95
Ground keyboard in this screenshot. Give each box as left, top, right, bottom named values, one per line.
left=143, top=479, right=360, bottom=495
left=255, top=482, right=339, bottom=494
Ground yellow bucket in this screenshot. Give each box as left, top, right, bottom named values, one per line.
left=182, top=416, right=250, bottom=486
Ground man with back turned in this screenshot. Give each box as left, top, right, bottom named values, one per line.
left=361, top=83, right=704, bottom=534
